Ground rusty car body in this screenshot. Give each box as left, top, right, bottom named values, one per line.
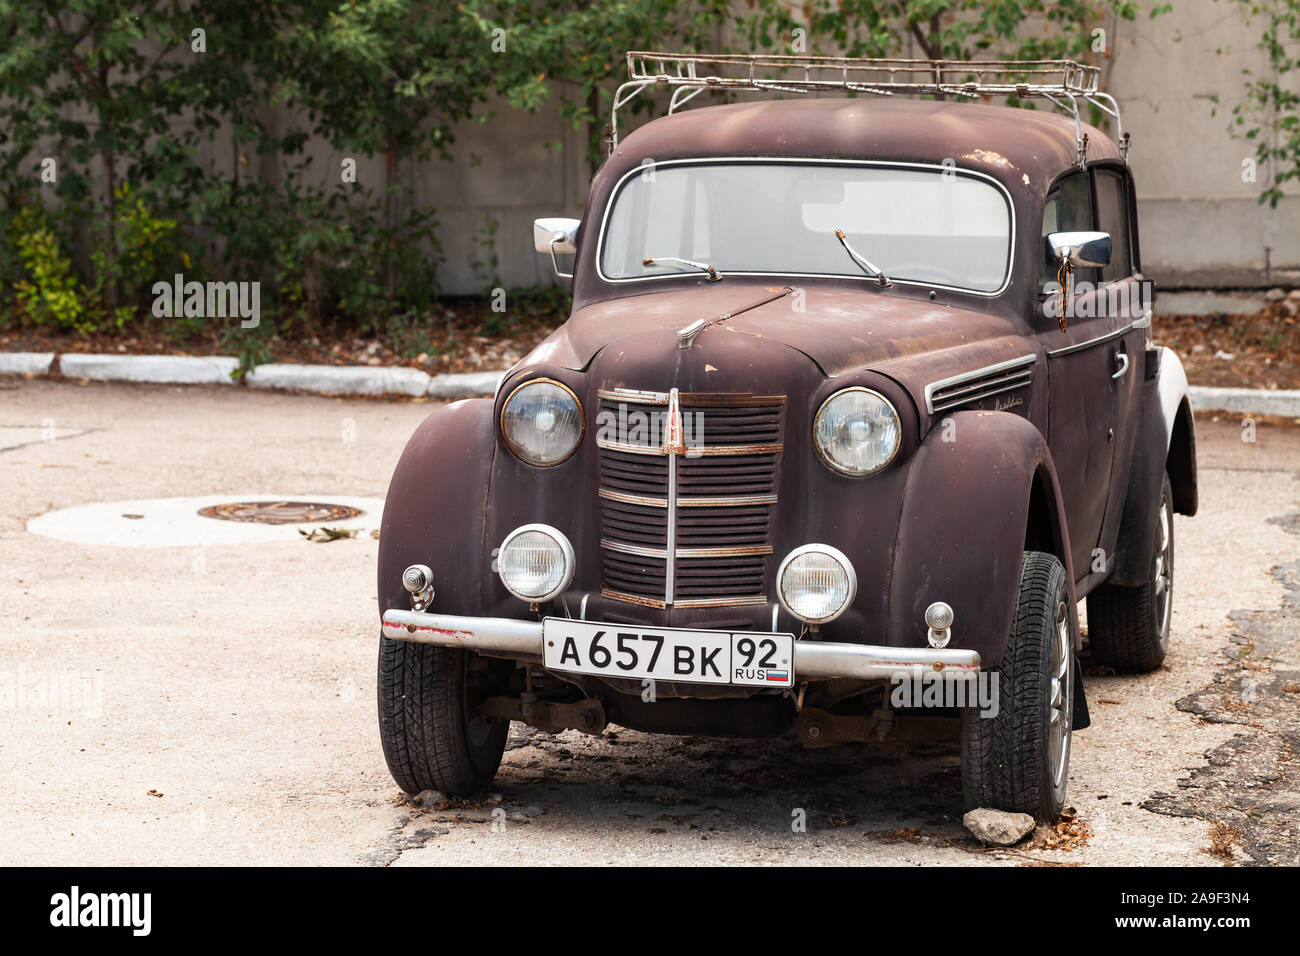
left=376, top=54, right=1197, bottom=820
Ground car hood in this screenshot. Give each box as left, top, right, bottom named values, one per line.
left=525, top=283, right=1024, bottom=382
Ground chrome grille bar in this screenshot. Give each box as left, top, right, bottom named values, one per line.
left=597, top=387, right=783, bottom=608
left=665, top=439, right=677, bottom=604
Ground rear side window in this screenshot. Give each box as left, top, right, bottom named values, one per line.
left=1094, top=169, right=1132, bottom=282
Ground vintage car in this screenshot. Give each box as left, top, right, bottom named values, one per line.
left=376, top=53, right=1197, bottom=820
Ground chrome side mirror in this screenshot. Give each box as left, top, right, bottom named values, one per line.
left=533, top=217, right=580, bottom=279
left=1047, top=231, right=1111, bottom=269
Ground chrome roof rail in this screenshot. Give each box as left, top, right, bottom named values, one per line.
left=611, top=51, right=1125, bottom=168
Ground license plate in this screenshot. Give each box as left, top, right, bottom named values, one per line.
left=542, top=619, right=794, bottom=688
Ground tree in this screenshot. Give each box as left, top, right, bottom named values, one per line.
left=280, top=1, right=492, bottom=296
left=465, top=0, right=736, bottom=170
left=0, top=1, right=197, bottom=308
left=1215, top=0, right=1300, bottom=208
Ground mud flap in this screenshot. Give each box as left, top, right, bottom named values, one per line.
left=1073, top=658, right=1091, bottom=730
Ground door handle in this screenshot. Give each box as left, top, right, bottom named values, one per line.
left=1111, top=350, right=1129, bottom=380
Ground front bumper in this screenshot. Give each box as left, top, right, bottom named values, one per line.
left=380, top=609, right=981, bottom=682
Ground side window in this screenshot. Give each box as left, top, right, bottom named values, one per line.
left=1039, top=194, right=1060, bottom=294
left=1094, top=169, right=1132, bottom=282
left=1039, top=172, right=1098, bottom=293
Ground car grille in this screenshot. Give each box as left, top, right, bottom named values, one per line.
left=596, top=389, right=785, bottom=608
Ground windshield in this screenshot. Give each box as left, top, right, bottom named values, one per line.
left=599, top=161, right=1013, bottom=293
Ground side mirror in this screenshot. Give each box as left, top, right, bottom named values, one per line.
left=1047, top=231, right=1111, bottom=269
left=533, top=217, right=580, bottom=279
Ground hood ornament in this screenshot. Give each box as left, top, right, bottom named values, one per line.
left=678, top=315, right=725, bottom=349
left=663, top=388, right=687, bottom=455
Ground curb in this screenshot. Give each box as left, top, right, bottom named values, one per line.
left=1188, top=386, right=1300, bottom=418
left=426, top=371, right=503, bottom=399
left=0, top=351, right=502, bottom=400
left=59, top=353, right=240, bottom=385
left=4, top=352, right=1300, bottom=415
left=244, top=363, right=432, bottom=397
left=0, top=352, right=55, bottom=376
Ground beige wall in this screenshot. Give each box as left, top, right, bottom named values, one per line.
left=1114, top=0, right=1299, bottom=287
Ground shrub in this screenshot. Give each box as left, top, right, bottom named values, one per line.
left=7, top=206, right=87, bottom=333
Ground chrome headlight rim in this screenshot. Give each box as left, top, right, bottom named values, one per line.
left=499, top=377, right=585, bottom=467
left=497, top=522, right=575, bottom=604
left=812, top=385, right=902, bottom=477
left=776, top=543, right=858, bottom=625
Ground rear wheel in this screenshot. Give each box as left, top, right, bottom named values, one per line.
left=961, top=551, right=1073, bottom=821
left=1086, top=472, right=1174, bottom=673
left=377, top=637, right=508, bottom=796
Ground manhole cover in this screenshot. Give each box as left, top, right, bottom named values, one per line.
left=197, top=500, right=364, bottom=525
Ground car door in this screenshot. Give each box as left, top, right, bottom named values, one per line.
left=1091, top=165, right=1148, bottom=562
left=1037, top=171, right=1127, bottom=583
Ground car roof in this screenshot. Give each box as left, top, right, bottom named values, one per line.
left=613, top=97, right=1120, bottom=195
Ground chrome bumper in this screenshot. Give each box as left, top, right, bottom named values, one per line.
left=381, top=609, right=981, bottom=681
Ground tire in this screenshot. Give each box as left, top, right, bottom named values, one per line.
left=961, top=551, right=1073, bottom=821
left=377, top=636, right=508, bottom=797
left=1086, top=472, right=1174, bottom=674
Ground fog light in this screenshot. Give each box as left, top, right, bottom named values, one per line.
left=401, top=564, right=434, bottom=611
left=925, top=601, right=954, bottom=648
left=498, top=523, right=574, bottom=603
left=776, top=544, right=856, bottom=625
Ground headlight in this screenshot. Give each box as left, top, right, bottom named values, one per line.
left=777, top=544, right=857, bottom=624
left=813, top=387, right=901, bottom=476
left=497, top=523, right=575, bottom=603
left=500, top=378, right=583, bottom=466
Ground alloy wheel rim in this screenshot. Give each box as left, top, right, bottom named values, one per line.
left=1154, top=490, right=1173, bottom=647
left=1048, top=598, right=1072, bottom=791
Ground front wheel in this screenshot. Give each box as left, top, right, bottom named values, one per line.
left=961, top=551, right=1073, bottom=821
left=377, top=637, right=509, bottom=797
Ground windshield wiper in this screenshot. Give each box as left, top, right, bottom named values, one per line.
left=834, top=229, right=892, bottom=288
left=641, top=255, right=723, bottom=282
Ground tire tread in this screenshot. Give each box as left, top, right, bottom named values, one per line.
left=962, top=551, right=1069, bottom=820
left=378, top=636, right=505, bottom=796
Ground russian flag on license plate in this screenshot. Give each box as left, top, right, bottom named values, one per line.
left=765, top=670, right=789, bottom=682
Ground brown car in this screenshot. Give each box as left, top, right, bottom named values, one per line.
left=376, top=54, right=1197, bottom=820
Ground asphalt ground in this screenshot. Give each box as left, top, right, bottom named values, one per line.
left=1, top=379, right=1296, bottom=865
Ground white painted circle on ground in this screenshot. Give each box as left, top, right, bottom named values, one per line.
left=27, top=494, right=384, bottom=547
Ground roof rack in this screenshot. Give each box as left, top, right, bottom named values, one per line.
left=612, top=51, right=1128, bottom=167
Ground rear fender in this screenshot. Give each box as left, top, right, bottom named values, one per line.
left=377, top=399, right=496, bottom=620
left=1110, top=347, right=1197, bottom=586
left=888, top=411, right=1078, bottom=667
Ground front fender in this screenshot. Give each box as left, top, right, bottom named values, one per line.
left=888, top=411, right=1078, bottom=668
left=377, top=398, right=496, bottom=620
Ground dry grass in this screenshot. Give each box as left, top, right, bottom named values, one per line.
left=1202, top=819, right=1242, bottom=862
left=1158, top=305, right=1300, bottom=390
left=1031, top=806, right=1093, bottom=851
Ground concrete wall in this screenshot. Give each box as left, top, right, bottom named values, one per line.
left=1114, top=1, right=1300, bottom=288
